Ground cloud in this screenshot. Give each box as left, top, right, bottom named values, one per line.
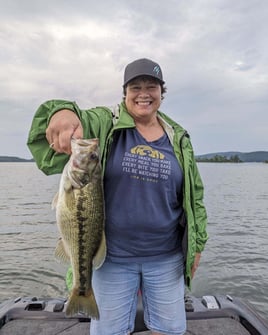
left=0, top=0, right=268, bottom=158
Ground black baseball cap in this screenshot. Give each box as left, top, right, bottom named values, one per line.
left=123, top=58, right=165, bottom=86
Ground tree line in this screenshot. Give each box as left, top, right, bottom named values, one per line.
left=196, top=155, right=242, bottom=163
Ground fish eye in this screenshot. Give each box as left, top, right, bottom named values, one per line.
left=89, top=153, right=98, bottom=160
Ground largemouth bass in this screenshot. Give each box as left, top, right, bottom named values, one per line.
left=53, top=138, right=106, bottom=319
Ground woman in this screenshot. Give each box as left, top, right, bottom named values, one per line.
left=28, top=58, right=208, bottom=335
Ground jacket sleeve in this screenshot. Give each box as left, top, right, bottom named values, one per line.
left=191, top=158, right=208, bottom=253
left=27, top=100, right=113, bottom=175
left=181, top=135, right=208, bottom=254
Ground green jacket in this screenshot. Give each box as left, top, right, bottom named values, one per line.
left=27, top=100, right=208, bottom=288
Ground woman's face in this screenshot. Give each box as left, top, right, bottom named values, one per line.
left=125, top=77, right=162, bottom=121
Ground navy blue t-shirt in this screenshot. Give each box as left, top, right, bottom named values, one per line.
left=104, top=128, right=183, bottom=262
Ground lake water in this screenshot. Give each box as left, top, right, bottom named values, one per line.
left=0, top=162, right=267, bottom=318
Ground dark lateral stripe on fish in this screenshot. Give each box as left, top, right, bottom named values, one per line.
left=79, top=290, right=86, bottom=296
left=77, top=191, right=88, bottom=293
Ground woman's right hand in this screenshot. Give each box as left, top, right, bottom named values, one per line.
left=46, top=109, right=83, bottom=155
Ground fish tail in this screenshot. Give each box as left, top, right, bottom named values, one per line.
left=65, top=288, right=99, bottom=320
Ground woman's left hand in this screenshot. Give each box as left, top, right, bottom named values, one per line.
left=191, top=253, right=201, bottom=278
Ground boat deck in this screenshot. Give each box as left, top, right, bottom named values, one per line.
left=0, top=318, right=251, bottom=335
left=1, top=295, right=267, bottom=335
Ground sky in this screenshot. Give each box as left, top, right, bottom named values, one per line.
left=0, top=0, right=267, bottom=159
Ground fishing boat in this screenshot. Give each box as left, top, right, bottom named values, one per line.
left=0, top=294, right=267, bottom=334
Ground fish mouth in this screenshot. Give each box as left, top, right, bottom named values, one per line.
left=71, top=138, right=99, bottom=146
left=67, top=168, right=88, bottom=188
left=67, top=138, right=100, bottom=188
left=68, top=156, right=100, bottom=189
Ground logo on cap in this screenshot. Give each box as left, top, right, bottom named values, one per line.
left=153, top=65, right=160, bottom=76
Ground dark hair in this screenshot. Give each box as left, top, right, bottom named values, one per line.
left=123, top=76, right=167, bottom=100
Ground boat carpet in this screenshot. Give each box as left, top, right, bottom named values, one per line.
left=0, top=318, right=250, bottom=335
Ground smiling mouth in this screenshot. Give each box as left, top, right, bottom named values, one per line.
left=136, top=101, right=152, bottom=105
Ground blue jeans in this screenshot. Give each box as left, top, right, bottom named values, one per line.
left=90, top=252, right=186, bottom=335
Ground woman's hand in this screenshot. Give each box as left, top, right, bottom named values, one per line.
left=46, top=109, right=83, bottom=155
left=191, top=253, right=201, bottom=278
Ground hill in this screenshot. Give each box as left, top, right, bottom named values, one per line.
left=196, top=151, right=268, bottom=163
left=0, top=156, right=34, bottom=162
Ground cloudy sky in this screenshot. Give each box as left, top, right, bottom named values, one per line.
left=1, top=0, right=267, bottom=159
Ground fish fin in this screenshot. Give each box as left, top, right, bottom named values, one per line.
left=65, top=288, right=99, bottom=319
left=51, top=192, right=59, bottom=209
left=54, top=238, right=70, bottom=264
left=93, top=231, right=106, bottom=270
left=66, top=266, right=73, bottom=291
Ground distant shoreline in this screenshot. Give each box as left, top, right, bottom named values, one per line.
left=1, top=150, right=268, bottom=163
left=196, top=151, right=268, bottom=163
left=0, top=156, right=34, bottom=163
